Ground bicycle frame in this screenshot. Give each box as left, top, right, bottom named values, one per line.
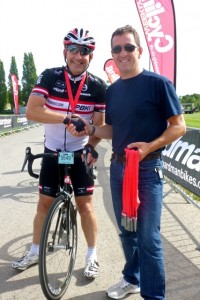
left=21, top=146, right=95, bottom=300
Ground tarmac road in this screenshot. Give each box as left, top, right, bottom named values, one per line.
left=0, top=125, right=200, bottom=300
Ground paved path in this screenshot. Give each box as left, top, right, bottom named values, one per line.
left=0, top=126, right=200, bottom=300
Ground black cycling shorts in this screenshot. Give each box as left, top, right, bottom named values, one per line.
left=39, top=147, right=94, bottom=197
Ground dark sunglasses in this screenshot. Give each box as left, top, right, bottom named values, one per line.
left=66, top=44, right=92, bottom=56
left=111, top=44, right=138, bottom=54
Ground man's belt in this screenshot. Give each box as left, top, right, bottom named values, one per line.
left=111, top=152, right=161, bottom=163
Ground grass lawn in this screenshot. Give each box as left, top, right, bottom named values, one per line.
left=184, top=111, right=200, bottom=129
left=182, top=111, right=200, bottom=201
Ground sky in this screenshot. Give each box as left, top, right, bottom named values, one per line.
left=0, top=0, right=200, bottom=97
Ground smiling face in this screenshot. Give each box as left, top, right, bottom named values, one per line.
left=111, top=32, right=143, bottom=79
left=64, top=45, right=93, bottom=76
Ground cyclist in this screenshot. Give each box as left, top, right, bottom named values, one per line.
left=12, top=27, right=107, bottom=279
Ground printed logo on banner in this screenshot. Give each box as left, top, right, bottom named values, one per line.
left=135, top=0, right=176, bottom=86
left=0, top=117, right=12, bottom=129
left=17, top=117, right=28, bottom=125
left=162, top=130, right=200, bottom=197
left=103, top=59, right=120, bottom=84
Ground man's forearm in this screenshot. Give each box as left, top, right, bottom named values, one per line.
left=149, top=124, right=186, bottom=153
left=89, top=124, right=113, bottom=140
left=26, top=106, right=65, bottom=124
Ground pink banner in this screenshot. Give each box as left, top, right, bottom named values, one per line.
left=135, top=0, right=176, bottom=87
left=10, top=74, right=19, bottom=114
left=103, top=58, right=120, bottom=83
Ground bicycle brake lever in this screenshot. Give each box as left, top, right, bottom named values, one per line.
left=21, top=147, right=31, bottom=172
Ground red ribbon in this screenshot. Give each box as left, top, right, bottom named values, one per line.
left=122, top=148, right=140, bottom=218
left=64, top=70, right=86, bottom=113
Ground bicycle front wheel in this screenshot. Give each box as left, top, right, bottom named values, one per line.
left=39, top=195, right=77, bottom=300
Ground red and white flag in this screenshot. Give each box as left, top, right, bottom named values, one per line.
left=135, top=0, right=177, bottom=87
left=10, top=74, right=19, bottom=114
left=103, top=58, right=120, bottom=83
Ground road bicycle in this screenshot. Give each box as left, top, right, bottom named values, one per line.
left=21, top=146, right=96, bottom=300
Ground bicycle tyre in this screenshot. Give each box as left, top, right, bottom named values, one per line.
left=39, top=194, right=77, bottom=300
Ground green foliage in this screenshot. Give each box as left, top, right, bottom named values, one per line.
left=7, top=56, right=20, bottom=108
left=180, top=94, right=200, bottom=111
left=21, top=53, right=37, bottom=104
left=0, top=60, right=8, bottom=112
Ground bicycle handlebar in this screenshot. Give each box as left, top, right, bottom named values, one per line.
left=21, top=147, right=96, bottom=179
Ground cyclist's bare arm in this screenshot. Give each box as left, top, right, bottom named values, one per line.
left=26, top=95, right=66, bottom=124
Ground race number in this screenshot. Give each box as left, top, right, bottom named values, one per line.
left=58, top=152, right=74, bottom=164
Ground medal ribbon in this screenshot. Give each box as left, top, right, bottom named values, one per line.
left=122, top=148, right=140, bottom=218
left=64, top=70, right=86, bottom=113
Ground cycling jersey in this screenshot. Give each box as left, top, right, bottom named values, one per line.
left=31, top=66, right=107, bottom=151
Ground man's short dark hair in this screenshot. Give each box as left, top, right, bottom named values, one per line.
left=111, top=25, right=141, bottom=48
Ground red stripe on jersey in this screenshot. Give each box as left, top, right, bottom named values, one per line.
left=86, top=186, right=94, bottom=192
left=32, top=87, right=49, bottom=97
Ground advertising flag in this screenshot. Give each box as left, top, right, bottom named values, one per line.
left=135, top=0, right=176, bottom=87
left=10, top=74, right=19, bottom=114
left=103, top=58, right=120, bottom=83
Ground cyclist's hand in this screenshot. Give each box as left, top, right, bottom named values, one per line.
left=82, top=144, right=98, bottom=167
left=64, top=114, right=87, bottom=135
left=70, top=114, right=86, bottom=132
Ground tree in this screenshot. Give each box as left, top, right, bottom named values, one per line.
left=21, top=52, right=37, bottom=105
left=180, top=94, right=200, bottom=111
left=8, top=56, right=20, bottom=109
left=0, top=60, right=8, bottom=113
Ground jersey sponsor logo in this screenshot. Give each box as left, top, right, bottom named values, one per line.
left=36, top=74, right=43, bottom=84
left=77, top=186, right=94, bottom=194
left=77, top=187, right=86, bottom=194
left=76, top=104, right=93, bottom=111
left=55, top=80, right=65, bottom=88
left=82, top=84, right=88, bottom=92
left=46, top=98, right=68, bottom=108
left=53, top=87, right=65, bottom=93
left=80, top=93, right=91, bottom=97
left=54, top=70, right=63, bottom=76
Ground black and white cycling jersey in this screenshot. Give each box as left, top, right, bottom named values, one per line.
left=31, top=66, right=107, bottom=151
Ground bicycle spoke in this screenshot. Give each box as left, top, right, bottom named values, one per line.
left=39, top=195, right=77, bottom=300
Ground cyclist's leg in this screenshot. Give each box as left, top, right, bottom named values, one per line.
left=71, top=154, right=99, bottom=278
left=75, top=194, right=97, bottom=249
left=33, top=147, right=60, bottom=246
left=12, top=147, right=60, bottom=270
left=75, top=194, right=99, bottom=278
left=33, top=194, right=54, bottom=245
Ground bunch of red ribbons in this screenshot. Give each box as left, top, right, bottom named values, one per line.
left=121, top=148, right=140, bottom=232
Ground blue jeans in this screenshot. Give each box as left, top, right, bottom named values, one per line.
left=110, top=158, right=165, bottom=300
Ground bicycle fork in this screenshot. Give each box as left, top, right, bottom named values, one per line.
left=48, top=197, right=73, bottom=252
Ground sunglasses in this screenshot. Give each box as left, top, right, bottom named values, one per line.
left=66, top=44, right=93, bottom=56
left=111, top=44, right=138, bottom=54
